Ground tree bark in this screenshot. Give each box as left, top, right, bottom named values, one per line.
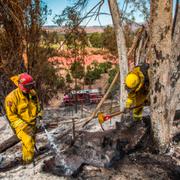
left=169, top=1, right=180, bottom=139
left=128, top=27, right=145, bottom=69
left=149, top=0, right=172, bottom=153
left=135, top=29, right=149, bottom=65
left=108, top=0, right=128, bottom=112
left=22, top=38, right=28, bottom=71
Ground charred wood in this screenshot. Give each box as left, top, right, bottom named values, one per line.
left=129, top=153, right=180, bottom=180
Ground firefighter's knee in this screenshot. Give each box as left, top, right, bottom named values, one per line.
left=133, top=114, right=142, bottom=121
left=17, top=130, right=35, bottom=147
left=23, top=135, right=34, bottom=151
left=133, top=107, right=143, bottom=121
left=17, top=130, right=35, bottom=162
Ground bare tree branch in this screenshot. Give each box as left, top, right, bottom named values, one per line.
left=95, top=0, right=105, bottom=20
left=57, top=0, right=105, bottom=50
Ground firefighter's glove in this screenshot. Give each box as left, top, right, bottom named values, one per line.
left=37, top=115, right=42, bottom=120
left=98, top=112, right=111, bottom=124
left=36, top=115, right=43, bottom=129
left=23, top=125, right=35, bottom=137
left=98, top=112, right=105, bottom=124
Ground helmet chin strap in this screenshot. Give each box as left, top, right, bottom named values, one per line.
left=18, top=84, right=30, bottom=93
left=22, top=89, right=29, bottom=93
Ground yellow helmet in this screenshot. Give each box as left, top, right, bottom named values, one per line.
left=125, top=73, right=140, bottom=89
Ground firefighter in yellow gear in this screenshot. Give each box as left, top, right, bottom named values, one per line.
left=5, top=73, right=42, bottom=163
left=125, top=63, right=149, bottom=121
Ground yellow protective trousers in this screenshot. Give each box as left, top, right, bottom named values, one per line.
left=133, top=107, right=143, bottom=121
left=16, top=125, right=35, bottom=163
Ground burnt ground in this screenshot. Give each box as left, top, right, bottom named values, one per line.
left=77, top=153, right=180, bottom=180
left=42, top=115, right=180, bottom=180
left=0, top=105, right=179, bottom=180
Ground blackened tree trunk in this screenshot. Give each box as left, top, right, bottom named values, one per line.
left=108, top=0, right=128, bottom=112
left=149, top=0, right=173, bottom=153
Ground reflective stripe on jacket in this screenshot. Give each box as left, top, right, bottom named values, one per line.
left=5, top=88, right=41, bottom=132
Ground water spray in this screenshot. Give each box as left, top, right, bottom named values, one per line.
left=40, top=120, right=59, bottom=154
left=40, top=119, right=72, bottom=175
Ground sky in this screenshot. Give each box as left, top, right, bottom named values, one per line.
left=43, top=0, right=113, bottom=26
left=43, top=0, right=177, bottom=26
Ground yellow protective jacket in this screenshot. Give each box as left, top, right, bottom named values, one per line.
left=126, top=64, right=149, bottom=108
left=5, top=76, right=41, bottom=134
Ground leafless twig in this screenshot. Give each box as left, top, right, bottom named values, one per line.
left=58, top=0, right=106, bottom=50
left=95, top=0, right=105, bottom=20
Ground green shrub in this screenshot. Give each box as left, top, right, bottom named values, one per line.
left=84, top=66, right=101, bottom=85
left=89, top=32, right=103, bottom=48
left=98, top=62, right=112, bottom=73
left=84, top=61, right=113, bottom=85
left=102, top=26, right=118, bottom=56
left=70, top=61, right=85, bottom=79
left=108, top=66, right=119, bottom=84
left=66, top=73, right=73, bottom=83
left=107, top=66, right=120, bottom=99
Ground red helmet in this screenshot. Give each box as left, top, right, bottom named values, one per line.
left=18, top=73, right=35, bottom=93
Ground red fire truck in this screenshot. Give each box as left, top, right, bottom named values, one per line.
left=63, top=89, right=103, bottom=106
